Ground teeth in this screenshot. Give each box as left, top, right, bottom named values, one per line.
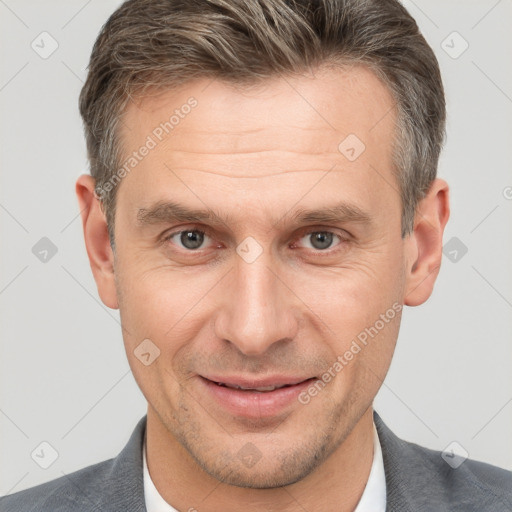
left=240, top=385, right=278, bottom=391
left=216, top=382, right=287, bottom=392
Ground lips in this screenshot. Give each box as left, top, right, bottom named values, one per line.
left=199, top=375, right=316, bottom=419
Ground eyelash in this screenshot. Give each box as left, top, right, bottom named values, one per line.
left=162, top=226, right=349, bottom=255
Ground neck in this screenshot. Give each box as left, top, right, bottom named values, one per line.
left=145, top=405, right=375, bottom=512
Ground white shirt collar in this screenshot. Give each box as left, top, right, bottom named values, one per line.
left=143, top=422, right=386, bottom=512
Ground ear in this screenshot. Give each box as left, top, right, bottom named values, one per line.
left=404, top=178, right=450, bottom=306
left=75, top=174, right=119, bottom=309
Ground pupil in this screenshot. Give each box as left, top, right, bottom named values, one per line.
left=311, top=232, right=333, bottom=250
left=181, top=231, right=204, bottom=250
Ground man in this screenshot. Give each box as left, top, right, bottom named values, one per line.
left=1, top=0, right=511, bottom=510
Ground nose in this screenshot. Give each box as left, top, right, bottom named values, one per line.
left=214, top=253, right=299, bottom=356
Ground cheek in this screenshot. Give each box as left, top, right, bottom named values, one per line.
left=116, top=266, right=210, bottom=407
left=295, top=254, right=404, bottom=326
left=289, top=249, right=404, bottom=376
left=116, top=261, right=223, bottom=350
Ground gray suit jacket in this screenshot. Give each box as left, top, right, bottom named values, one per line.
left=1, top=411, right=511, bottom=511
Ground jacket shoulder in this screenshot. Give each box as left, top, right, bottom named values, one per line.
left=1, top=415, right=148, bottom=512
left=374, top=411, right=512, bottom=511
left=0, top=457, right=115, bottom=512
left=398, top=436, right=512, bottom=510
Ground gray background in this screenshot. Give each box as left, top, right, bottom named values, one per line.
left=1, top=0, right=511, bottom=495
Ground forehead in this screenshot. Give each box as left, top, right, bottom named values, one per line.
left=115, top=65, right=398, bottom=224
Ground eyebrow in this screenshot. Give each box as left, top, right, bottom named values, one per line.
left=288, top=203, right=372, bottom=226
left=136, top=201, right=229, bottom=228
left=136, top=200, right=373, bottom=229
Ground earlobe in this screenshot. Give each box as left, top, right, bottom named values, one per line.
left=75, top=174, right=119, bottom=309
left=404, top=178, right=450, bottom=307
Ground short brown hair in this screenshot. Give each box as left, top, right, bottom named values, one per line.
left=79, top=0, right=445, bottom=248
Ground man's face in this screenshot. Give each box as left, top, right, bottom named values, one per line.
left=113, top=66, right=409, bottom=487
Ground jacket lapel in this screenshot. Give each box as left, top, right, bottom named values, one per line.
left=374, top=411, right=446, bottom=512
left=93, top=415, right=148, bottom=512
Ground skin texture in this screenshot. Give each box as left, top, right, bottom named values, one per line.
left=76, top=65, right=449, bottom=512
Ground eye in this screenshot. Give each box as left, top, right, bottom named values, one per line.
left=297, top=231, right=343, bottom=251
left=166, top=229, right=211, bottom=250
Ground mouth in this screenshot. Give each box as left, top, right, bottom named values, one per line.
left=213, top=382, right=295, bottom=392
left=199, top=375, right=317, bottom=419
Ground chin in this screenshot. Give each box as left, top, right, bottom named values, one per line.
left=203, top=462, right=313, bottom=489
